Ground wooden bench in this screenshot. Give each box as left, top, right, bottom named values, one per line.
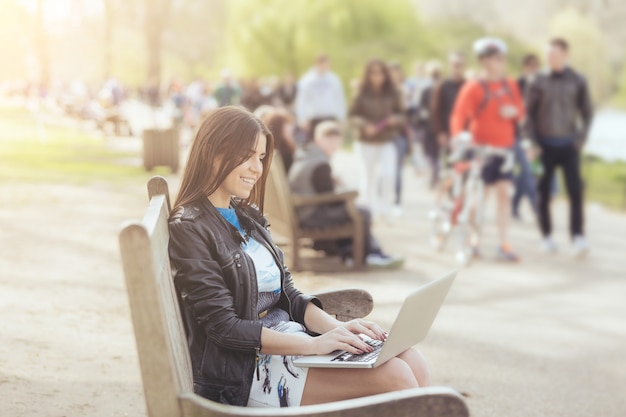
left=263, top=155, right=365, bottom=271
left=118, top=176, right=469, bottom=417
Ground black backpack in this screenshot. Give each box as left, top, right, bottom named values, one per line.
left=475, top=79, right=514, bottom=118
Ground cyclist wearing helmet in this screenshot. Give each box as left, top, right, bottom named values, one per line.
left=450, top=38, right=525, bottom=262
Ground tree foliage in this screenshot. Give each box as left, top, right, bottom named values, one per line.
left=549, top=8, right=613, bottom=102
left=0, top=0, right=620, bottom=107
left=225, top=0, right=431, bottom=81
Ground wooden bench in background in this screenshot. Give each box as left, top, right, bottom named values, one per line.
left=264, top=155, right=365, bottom=271
left=118, top=176, right=469, bottom=417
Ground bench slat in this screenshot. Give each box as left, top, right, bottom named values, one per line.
left=178, top=386, right=469, bottom=417
left=119, top=194, right=193, bottom=417
left=313, top=289, right=374, bottom=321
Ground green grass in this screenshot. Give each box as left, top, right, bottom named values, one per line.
left=582, top=156, right=626, bottom=211
left=0, top=106, right=170, bottom=185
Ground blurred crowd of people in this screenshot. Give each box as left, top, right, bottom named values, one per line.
left=2, top=35, right=593, bottom=265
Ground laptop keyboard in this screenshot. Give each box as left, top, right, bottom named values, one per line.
left=331, top=338, right=384, bottom=363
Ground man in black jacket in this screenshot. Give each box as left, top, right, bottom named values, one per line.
left=431, top=52, right=466, bottom=159
left=525, top=38, right=593, bottom=256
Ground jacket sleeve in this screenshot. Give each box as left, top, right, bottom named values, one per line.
left=509, top=79, right=526, bottom=122
left=450, top=82, right=476, bottom=138
left=349, top=94, right=366, bottom=127
left=576, top=75, right=594, bottom=145
left=311, top=163, right=334, bottom=194
left=430, top=81, right=444, bottom=135
left=523, top=77, right=541, bottom=142
left=169, top=220, right=262, bottom=352
left=391, top=89, right=406, bottom=126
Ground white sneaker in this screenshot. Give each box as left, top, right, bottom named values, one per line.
left=392, top=205, right=404, bottom=218
left=572, top=235, right=589, bottom=258
left=366, top=253, right=404, bottom=268
left=541, top=237, right=558, bottom=253
left=455, top=250, right=470, bottom=266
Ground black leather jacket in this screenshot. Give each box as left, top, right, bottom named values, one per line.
left=168, top=197, right=320, bottom=406
left=525, top=67, right=593, bottom=145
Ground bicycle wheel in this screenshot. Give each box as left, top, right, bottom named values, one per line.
left=428, top=207, right=452, bottom=251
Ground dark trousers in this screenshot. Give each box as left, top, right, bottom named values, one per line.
left=538, top=144, right=584, bottom=237
left=301, top=205, right=381, bottom=259
left=512, top=142, right=538, bottom=217
left=394, top=136, right=410, bottom=205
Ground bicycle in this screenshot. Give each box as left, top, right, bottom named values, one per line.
left=429, top=134, right=515, bottom=265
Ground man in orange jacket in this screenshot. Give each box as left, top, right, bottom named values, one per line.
left=450, top=38, right=525, bottom=261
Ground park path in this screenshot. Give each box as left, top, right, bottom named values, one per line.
left=0, top=149, right=625, bottom=417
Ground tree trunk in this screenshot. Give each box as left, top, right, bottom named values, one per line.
left=144, top=0, right=172, bottom=84
left=103, top=0, right=114, bottom=79
left=35, top=0, right=50, bottom=88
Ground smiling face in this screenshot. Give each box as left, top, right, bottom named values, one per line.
left=208, top=132, right=267, bottom=208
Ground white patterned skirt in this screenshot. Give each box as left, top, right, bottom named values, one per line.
left=247, top=321, right=312, bottom=408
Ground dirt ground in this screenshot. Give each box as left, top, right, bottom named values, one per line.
left=1, top=154, right=625, bottom=417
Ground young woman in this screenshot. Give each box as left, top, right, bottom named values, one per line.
left=350, top=60, right=406, bottom=222
left=168, top=106, right=429, bottom=408
left=266, top=109, right=297, bottom=173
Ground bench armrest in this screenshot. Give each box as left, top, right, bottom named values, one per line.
left=292, top=191, right=358, bottom=207
left=179, top=386, right=469, bottom=417
left=312, top=289, right=373, bottom=321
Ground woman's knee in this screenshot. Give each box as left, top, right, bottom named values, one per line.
left=378, top=358, right=419, bottom=391
left=398, top=348, right=431, bottom=387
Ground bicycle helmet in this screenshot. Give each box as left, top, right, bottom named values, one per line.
left=473, top=37, right=508, bottom=59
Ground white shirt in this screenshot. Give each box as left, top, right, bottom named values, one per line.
left=295, top=69, right=346, bottom=124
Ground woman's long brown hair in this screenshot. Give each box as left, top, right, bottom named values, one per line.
left=171, top=106, right=274, bottom=215
left=266, top=109, right=296, bottom=158
left=358, top=59, right=396, bottom=97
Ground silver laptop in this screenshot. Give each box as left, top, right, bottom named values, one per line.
left=294, top=271, right=457, bottom=369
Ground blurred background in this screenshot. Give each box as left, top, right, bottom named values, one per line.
left=1, top=0, right=625, bottom=207
left=3, top=0, right=626, bottom=99
left=1, top=1, right=626, bottom=417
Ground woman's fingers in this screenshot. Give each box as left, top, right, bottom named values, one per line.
left=335, top=328, right=371, bottom=352
left=354, top=323, right=378, bottom=340
left=339, top=342, right=362, bottom=355
left=314, top=325, right=382, bottom=355
left=339, top=335, right=370, bottom=353
left=371, top=323, right=387, bottom=341
left=350, top=319, right=386, bottom=341
left=365, top=321, right=387, bottom=341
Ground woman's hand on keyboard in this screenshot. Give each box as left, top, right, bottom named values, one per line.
left=307, top=327, right=374, bottom=356
left=340, top=319, right=387, bottom=342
